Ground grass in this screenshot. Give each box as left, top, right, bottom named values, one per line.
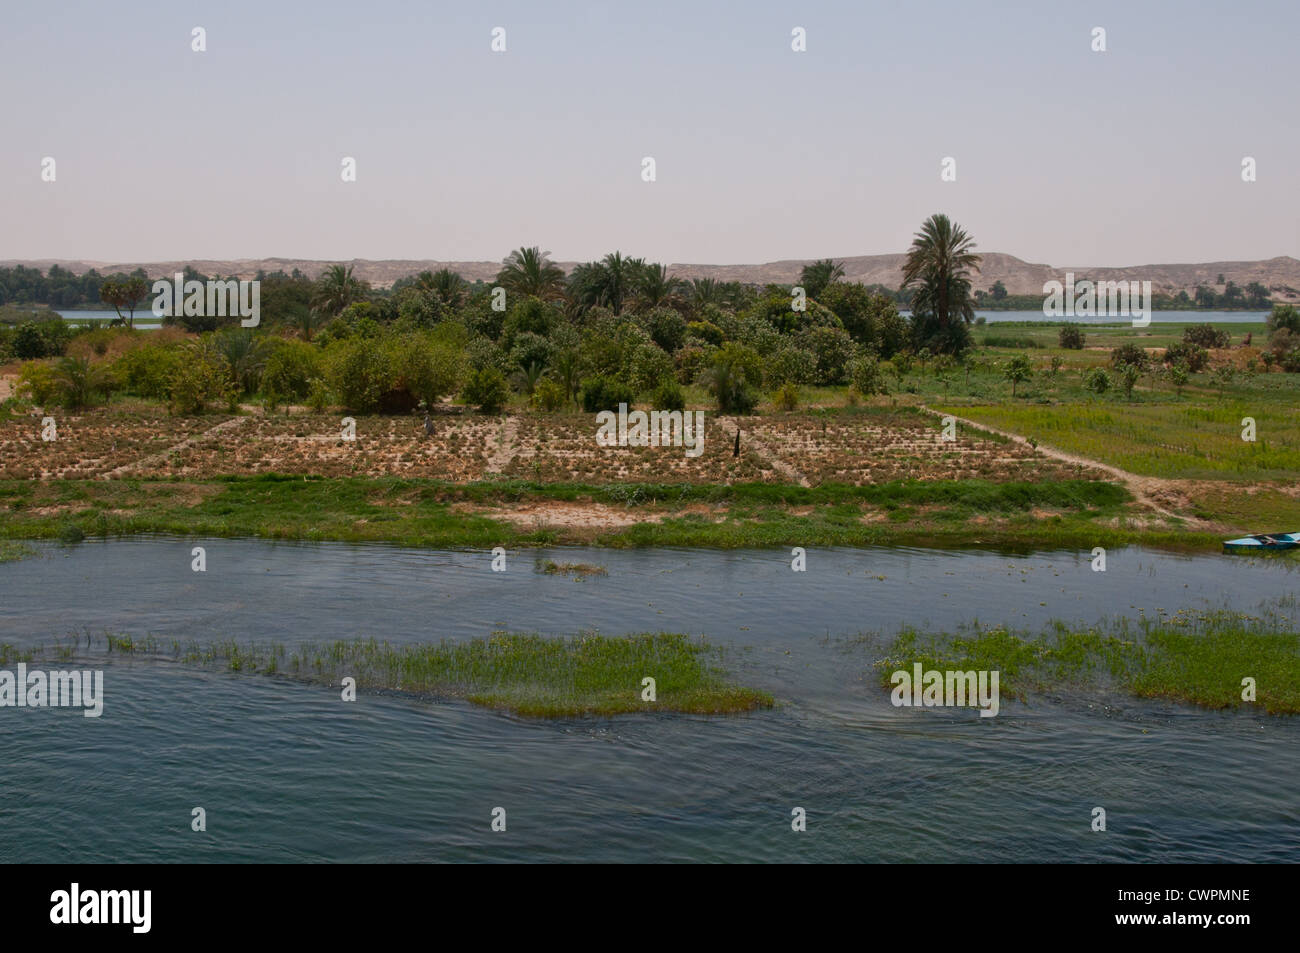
left=536, top=559, right=607, bottom=577
left=874, top=610, right=1300, bottom=714
left=0, top=540, right=36, bottom=562
left=91, top=630, right=774, bottom=717
left=0, top=474, right=1148, bottom=552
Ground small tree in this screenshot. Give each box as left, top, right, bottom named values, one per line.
left=1119, top=363, right=1140, bottom=400
left=100, top=276, right=150, bottom=329
left=1084, top=368, right=1111, bottom=395
left=1168, top=362, right=1189, bottom=395
left=461, top=366, right=511, bottom=413
left=1058, top=324, right=1086, bottom=349
left=1004, top=354, right=1033, bottom=396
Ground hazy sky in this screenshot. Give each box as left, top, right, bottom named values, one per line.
left=3, top=0, right=1297, bottom=266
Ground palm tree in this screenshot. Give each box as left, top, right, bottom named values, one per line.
left=496, top=247, right=566, bottom=301
left=415, top=268, right=468, bottom=308
left=569, top=252, right=639, bottom=314
left=314, top=264, right=365, bottom=317
left=799, top=259, right=845, bottom=299
left=900, top=214, right=982, bottom=354
left=287, top=304, right=324, bottom=342
left=689, top=277, right=722, bottom=312
left=634, top=262, right=685, bottom=309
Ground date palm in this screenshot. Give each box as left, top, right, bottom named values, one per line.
left=496, top=247, right=566, bottom=301
left=634, top=262, right=685, bottom=309
left=314, top=264, right=365, bottom=317
left=799, top=259, right=845, bottom=299
left=900, top=214, right=982, bottom=353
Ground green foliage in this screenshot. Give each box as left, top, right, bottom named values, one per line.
left=1163, top=341, right=1209, bottom=372
left=1083, top=367, right=1111, bottom=395
left=1267, top=303, right=1300, bottom=335
left=531, top=377, right=567, bottom=412
left=645, top=306, right=687, bottom=353
left=650, top=376, right=686, bottom=411
left=849, top=354, right=886, bottom=396
left=262, top=339, right=324, bottom=401
left=798, top=325, right=855, bottom=385
left=764, top=345, right=816, bottom=387
left=1003, top=354, right=1033, bottom=396
left=11, top=321, right=71, bottom=359
left=580, top=375, right=635, bottom=413
left=461, top=366, right=511, bottom=414
left=113, top=342, right=183, bottom=399
left=1058, top=324, right=1086, bottom=349
left=771, top=381, right=799, bottom=411
left=1183, top=323, right=1230, bottom=349
left=16, top=361, right=59, bottom=405
left=1110, top=342, right=1150, bottom=371
left=53, top=355, right=111, bottom=410
left=168, top=342, right=237, bottom=414
left=685, top=319, right=725, bottom=347
left=703, top=342, right=763, bottom=413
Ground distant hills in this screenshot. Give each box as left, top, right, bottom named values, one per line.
left=5, top=253, right=1299, bottom=301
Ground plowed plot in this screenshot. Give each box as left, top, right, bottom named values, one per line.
left=134, top=414, right=508, bottom=480
left=0, top=409, right=218, bottom=479
left=740, top=412, right=1101, bottom=485
left=504, top=415, right=771, bottom=483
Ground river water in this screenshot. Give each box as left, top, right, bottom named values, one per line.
left=1, top=538, right=1296, bottom=862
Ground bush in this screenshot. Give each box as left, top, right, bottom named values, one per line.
left=580, top=375, right=635, bottom=413
left=461, top=366, right=511, bottom=414
left=114, top=343, right=183, bottom=399
left=16, top=361, right=59, bottom=405
left=674, top=344, right=715, bottom=385
left=771, top=381, right=799, bottom=411
left=799, top=325, right=855, bottom=385
left=53, top=355, right=111, bottom=410
left=646, top=307, right=687, bottom=353
left=1084, top=368, right=1111, bottom=395
left=627, top=343, right=674, bottom=394
left=764, top=346, right=816, bottom=387
left=385, top=334, right=467, bottom=411
left=650, top=376, right=686, bottom=411
left=1163, top=341, right=1209, bottom=372
left=702, top=342, right=762, bottom=413
left=531, top=377, right=567, bottom=412
left=1058, top=324, right=1086, bottom=349
left=1183, top=323, right=1230, bottom=349
left=1110, top=343, right=1150, bottom=371
left=1168, top=363, right=1189, bottom=393
left=12, top=321, right=67, bottom=360
left=685, top=320, right=725, bottom=347
left=1267, top=304, right=1300, bottom=335
left=328, top=338, right=389, bottom=412
left=168, top=342, right=236, bottom=414
left=262, top=340, right=324, bottom=402
left=849, top=355, right=885, bottom=396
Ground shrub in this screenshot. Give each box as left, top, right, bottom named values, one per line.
left=764, top=346, right=816, bottom=387
left=674, top=344, right=715, bottom=386
left=646, top=307, right=687, bottom=353
left=1110, top=343, right=1149, bottom=371
left=16, top=361, right=59, bottom=405
left=799, top=325, right=855, bottom=385
left=627, top=343, right=674, bottom=394
left=114, top=343, right=183, bottom=399
left=1183, top=323, right=1230, bottom=349
left=1119, top=363, right=1140, bottom=399
left=262, top=340, right=324, bottom=402
left=1058, top=324, right=1086, bottom=349
left=168, top=342, right=236, bottom=414
left=580, top=375, right=635, bottom=413
left=385, top=334, right=467, bottom=411
left=1168, top=363, right=1189, bottom=393
left=702, top=342, right=762, bottom=413
left=461, top=366, right=511, bottom=414
left=1267, top=303, right=1300, bottom=335
left=650, top=376, right=686, bottom=411
left=327, top=339, right=389, bottom=412
left=685, top=320, right=725, bottom=347
left=849, top=355, right=885, bottom=396
left=307, top=378, right=331, bottom=412
left=1163, top=341, right=1209, bottom=372
left=1084, top=368, right=1111, bottom=395
left=1004, top=354, right=1033, bottom=396
left=771, top=381, right=799, bottom=411
left=531, top=377, right=567, bottom=412
left=53, top=355, right=111, bottom=410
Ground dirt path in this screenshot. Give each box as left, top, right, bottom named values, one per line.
left=484, top=414, right=520, bottom=474
left=100, top=416, right=251, bottom=479
left=918, top=405, right=1200, bottom=524
left=717, top=416, right=810, bottom=487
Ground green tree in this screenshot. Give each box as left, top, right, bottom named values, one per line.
left=990, top=280, right=1007, bottom=301
left=900, top=213, right=982, bottom=355
left=799, top=258, right=845, bottom=299
left=496, top=247, right=566, bottom=301
left=1004, top=354, right=1032, bottom=396
left=99, top=276, right=150, bottom=328
left=314, top=264, right=366, bottom=317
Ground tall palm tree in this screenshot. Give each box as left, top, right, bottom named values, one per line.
left=566, top=251, right=639, bottom=315
left=634, top=262, right=685, bottom=309
left=496, top=247, right=566, bottom=301
left=314, top=264, right=365, bottom=317
left=900, top=214, right=981, bottom=354
left=689, top=277, right=721, bottom=311
left=800, top=259, right=846, bottom=299
left=416, top=268, right=468, bottom=307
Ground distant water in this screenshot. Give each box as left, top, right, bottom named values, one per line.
left=1, top=538, right=1297, bottom=863
left=894, top=309, right=1267, bottom=325
left=51, top=308, right=161, bottom=329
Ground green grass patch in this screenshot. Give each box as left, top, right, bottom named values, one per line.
left=875, top=612, right=1300, bottom=714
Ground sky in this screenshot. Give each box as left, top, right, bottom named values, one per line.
left=2, top=0, right=1297, bottom=267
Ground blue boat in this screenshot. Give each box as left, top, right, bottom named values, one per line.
left=1223, top=532, right=1300, bottom=554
